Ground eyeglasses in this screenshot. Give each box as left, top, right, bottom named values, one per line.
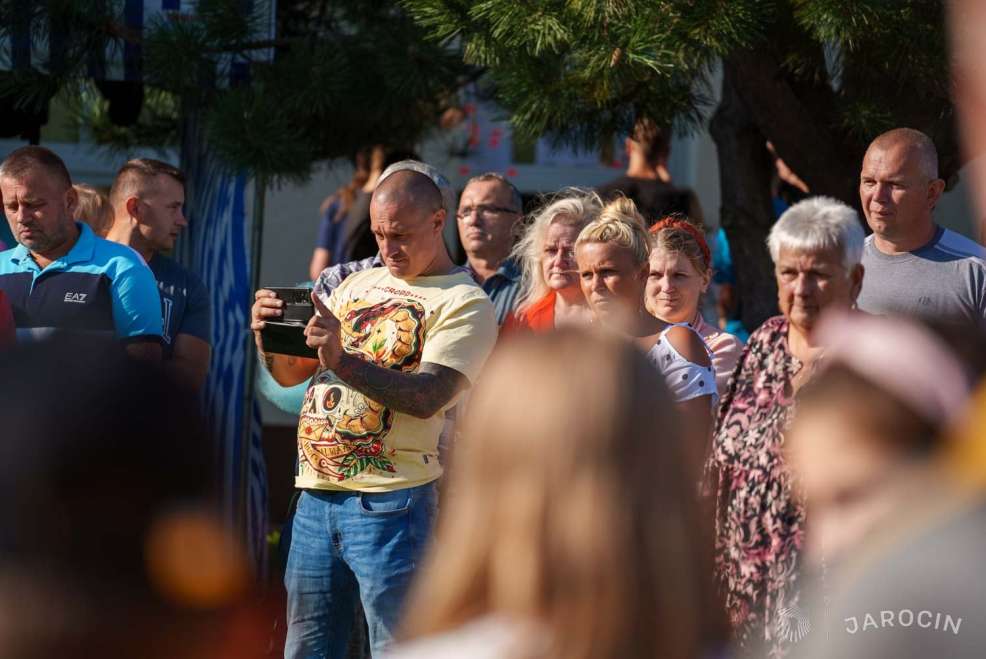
left=456, top=204, right=520, bottom=220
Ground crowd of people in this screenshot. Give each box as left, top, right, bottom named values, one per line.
left=3, top=121, right=986, bottom=659
left=248, top=125, right=986, bottom=659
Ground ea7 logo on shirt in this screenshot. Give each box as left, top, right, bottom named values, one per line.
left=63, top=292, right=88, bottom=304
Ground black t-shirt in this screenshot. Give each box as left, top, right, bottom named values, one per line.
left=596, top=175, right=693, bottom=226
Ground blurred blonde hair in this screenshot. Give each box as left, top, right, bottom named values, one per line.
left=73, top=184, right=113, bottom=237
left=511, top=188, right=602, bottom=312
left=400, top=329, right=723, bottom=659
left=575, top=196, right=652, bottom=265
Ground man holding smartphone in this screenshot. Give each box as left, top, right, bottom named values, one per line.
left=251, top=161, right=497, bottom=659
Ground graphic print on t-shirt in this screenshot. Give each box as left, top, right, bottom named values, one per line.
left=297, top=298, right=426, bottom=481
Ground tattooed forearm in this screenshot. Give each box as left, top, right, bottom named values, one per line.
left=334, top=353, right=467, bottom=419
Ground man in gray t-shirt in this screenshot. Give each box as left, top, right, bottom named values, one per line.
left=857, top=128, right=986, bottom=323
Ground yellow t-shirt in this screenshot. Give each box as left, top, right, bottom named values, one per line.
left=295, top=267, right=497, bottom=492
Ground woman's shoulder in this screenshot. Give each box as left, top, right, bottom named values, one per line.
left=660, top=323, right=712, bottom=367
left=746, top=315, right=788, bottom=347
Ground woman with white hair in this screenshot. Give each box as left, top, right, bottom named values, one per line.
left=504, top=189, right=602, bottom=331
left=706, top=196, right=865, bottom=657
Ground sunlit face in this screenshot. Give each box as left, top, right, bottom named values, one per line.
left=645, top=247, right=710, bottom=324
left=456, top=180, right=521, bottom=255
left=576, top=240, right=647, bottom=326
left=540, top=219, right=581, bottom=293
left=1, top=170, right=77, bottom=255
left=775, top=246, right=861, bottom=334
left=135, top=174, right=187, bottom=253
left=787, top=404, right=906, bottom=567
left=859, top=143, right=942, bottom=244
left=370, top=199, right=445, bottom=279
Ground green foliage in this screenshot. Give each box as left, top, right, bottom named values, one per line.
left=0, top=0, right=468, bottom=185
left=404, top=0, right=952, bottom=157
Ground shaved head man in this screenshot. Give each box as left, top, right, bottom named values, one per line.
left=251, top=161, right=497, bottom=658
left=857, top=129, right=986, bottom=323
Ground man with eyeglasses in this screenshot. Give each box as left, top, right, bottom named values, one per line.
left=456, top=172, right=524, bottom=325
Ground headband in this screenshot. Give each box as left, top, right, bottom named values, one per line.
left=816, top=312, right=970, bottom=426
left=649, top=217, right=711, bottom=268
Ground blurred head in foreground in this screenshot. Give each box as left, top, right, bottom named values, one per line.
left=0, top=338, right=259, bottom=659
left=397, top=328, right=724, bottom=659
left=786, top=313, right=983, bottom=569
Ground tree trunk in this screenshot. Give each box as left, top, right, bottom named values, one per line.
left=710, top=58, right=779, bottom=332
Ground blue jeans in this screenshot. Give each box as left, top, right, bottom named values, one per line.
left=283, top=483, right=437, bottom=659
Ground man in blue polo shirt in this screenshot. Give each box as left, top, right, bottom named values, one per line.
left=106, top=159, right=211, bottom=391
left=0, top=146, right=162, bottom=358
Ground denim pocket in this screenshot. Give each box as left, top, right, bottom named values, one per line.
left=358, top=489, right=412, bottom=516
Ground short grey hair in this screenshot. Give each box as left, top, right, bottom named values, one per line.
left=767, top=196, right=865, bottom=269
left=464, top=172, right=523, bottom=212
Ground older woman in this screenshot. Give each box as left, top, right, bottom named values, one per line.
left=646, top=215, right=744, bottom=396
left=505, top=189, right=602, bottom=331
left=706, top=196, right=864, bottom=657
left=575, top=197, right=716, bottom=447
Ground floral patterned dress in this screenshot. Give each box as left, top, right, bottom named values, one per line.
left=706, top=315, right=807, bottom=658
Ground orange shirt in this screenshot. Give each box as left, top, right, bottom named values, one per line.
left=503, top=291, right=556, bottom=333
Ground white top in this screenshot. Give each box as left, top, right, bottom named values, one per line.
left=385, top=616, right=542, bottom=659
left=647, top=323, right=718, bottom=404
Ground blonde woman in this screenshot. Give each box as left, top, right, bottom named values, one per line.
left=504, top=189, right=602, bottom=331
left=646, top=215, right=743, bottom=396
left=390, top=329, right=726, bottom=659
left=73, top=183, right=114, bottom=237
left=575, top=197, right=716, bottom=439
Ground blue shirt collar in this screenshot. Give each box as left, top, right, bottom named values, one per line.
left=466, top=257, right=521, bottom=283
left=9, top=222, right=93, bottom=269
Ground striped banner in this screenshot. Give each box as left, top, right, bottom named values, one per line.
left=177, top=156, right=269, bottom=574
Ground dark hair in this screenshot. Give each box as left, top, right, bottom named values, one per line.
left=110, top=158, right=185, bottom=205
left=0, top=145, right=72, bottom=189
left=632, top=117, right=671, bottom=167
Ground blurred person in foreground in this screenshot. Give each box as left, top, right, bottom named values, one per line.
left=575, top=197, right=716, bottom=447
left=647, top=215, right=743, bottom=397
left=856, top=128, right=986, bottom=323
left=252, top=162, right=497, bottom=658
left=310, top=148, right=372, bottom=281
left=706, top=196, right=864, bottom=658
left=106, top=159, right=212, bottom=391
left=785, top=314, right=986, bottom=658
left=0, top=338, right=263, bottom=659
left=504, top=188, right=601, bottom=331
left=388, top=328, right=727, bottom=659
left=456, top=172, right=525, bottom=325
left=72, top=183, right=113, bottom=237
left=0, top=146, right=162, bottom=358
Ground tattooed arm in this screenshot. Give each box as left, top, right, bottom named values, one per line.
left=333, top=356, right=468, bottom=419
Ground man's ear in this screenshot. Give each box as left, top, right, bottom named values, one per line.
left=850, top=263, right=865, bottom=301
left=928, top=178, right=946, bottom=209
left=64, top=186, right=78, bottom=219
left=125, top=196, right=141, bottom=222
left=432, top=208, right=447, bottom=233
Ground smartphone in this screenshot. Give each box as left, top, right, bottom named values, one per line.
left=260, top=287, right=318, bottom=359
